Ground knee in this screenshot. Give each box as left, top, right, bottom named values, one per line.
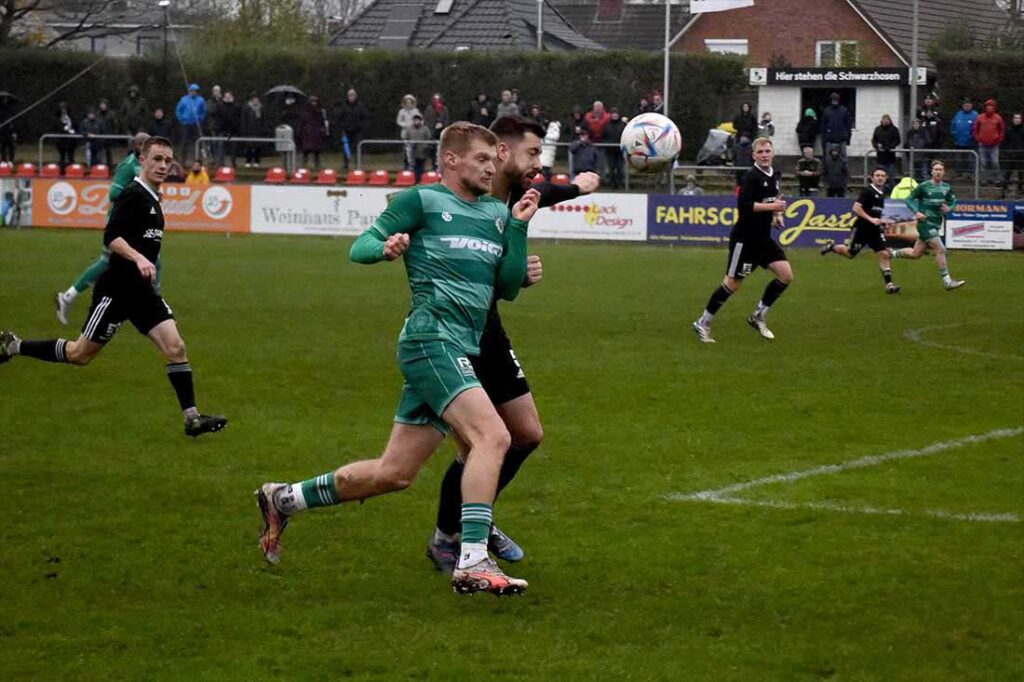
left=778, top=270, right=794, bottom=285
left=65, top=341, right=95, bottom=366
left=373, top=461, right=418, bottom=494
left=164, top=337, right=187, bottom=363
left=511, top=421, right=543, bottom=451
left=474, top=425, right=512, bottom=458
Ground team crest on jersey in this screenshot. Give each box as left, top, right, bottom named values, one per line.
left=441, top=211, right=453, bottom=222
left=495, top=218, right=505, bottom=234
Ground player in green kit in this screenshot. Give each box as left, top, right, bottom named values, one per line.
left=255, top=122, right=541, bottom=596
left=890, top=160, right=965, bottom=290
left=55, top=132, right=164, bottom=324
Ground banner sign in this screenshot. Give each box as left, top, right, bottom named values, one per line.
left=530, top=192, right=647, bottom=241
left=760, top=67, right=909, bottom=86
left=250, top=185, right=392, bottom=236
left=32, top=179, right=250, bottom=233
left=648, top=195, right=863, bottom=248
left=946, top=201, right=1013, bottom=250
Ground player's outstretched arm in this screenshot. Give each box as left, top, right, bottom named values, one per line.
left=349, top=189, right=422, bottom=264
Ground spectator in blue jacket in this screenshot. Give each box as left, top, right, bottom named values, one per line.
left=950, top=99, right=979, bottom=178
left=175, top=83, right=207, bottom=164
left=820, top=91, right=853, bottom=160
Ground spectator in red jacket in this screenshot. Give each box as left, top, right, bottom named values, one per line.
left=584, top=101, right=611, bottom=142
left=973, top=98, right=1005, bottom=185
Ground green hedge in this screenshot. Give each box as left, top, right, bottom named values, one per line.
left=1, top=46, right=745, bottom=158
left=932, top=51, right=1024, bottom=117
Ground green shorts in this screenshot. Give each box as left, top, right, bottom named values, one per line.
left=394, top=339, right=481, bottom=433
left=917, top=222, right=942, bottom=243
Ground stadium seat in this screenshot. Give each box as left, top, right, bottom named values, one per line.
left=41, top=163, right=61, bottom=178
left=394, top=170, right=415, bottom=187
left=16, top=163, right=36, bottom=178
left=531, top=174, right=544, bottom=184
left=64, top=164, right=85, bottom=178
left=345, top=169, right=367, bottom=185
left=552, top=173, right=570, bottom=185
left=264, top=167, right=287, bottom=183
left=368, top=170, right=389, bottom=186
left=89, top=164, right=110, bottom=179
left=290, top=168, right=311, bottom=184
left=316, top=168, right=338, bottom=185
left=213, top=166, right=236, bottom=183
left=420, top=171, right=440, bottom=185
left=0, top=162, right=11, bottom=177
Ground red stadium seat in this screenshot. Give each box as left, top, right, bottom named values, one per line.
left=88, top=164, right=110, bottom=179
left=264, top=167, right=287, bottom=183
left=551, top=173, right=570, bottom=185
left=368, top=170, right=389, bottom=186
left=531, top=174, right=544, bottom=184
left=16, top=163, right=36, bottom=178
left=40, top=163, right=61, bottom=178
left=290, top=168, right=311, bottom=184
left=420, top=171, right=440, bottom=185
left=0, top=162, right=12, bottom=177
left=213, top=166, right=235, bottom=183
left=65, top=164, right=85, bottom=178
left=316, top=168, right=338, bottom=185
left=345, top=169, right=366, bottom=185
left=394, top=170, right=415, bottom=187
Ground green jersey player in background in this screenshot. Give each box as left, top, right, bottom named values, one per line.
left=891, top=160, right=965, bottom=290
left=255, top=122, right=541, bottom=596
left=55, top=132, right=165, bottom=324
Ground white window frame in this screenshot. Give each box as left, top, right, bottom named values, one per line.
left=816, top=40, right=859, bottom=66
left=704, top=38, right=748, bottom=55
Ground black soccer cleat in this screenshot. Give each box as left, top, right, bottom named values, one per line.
left=185, top=414, right=228, bottom=438
left=0, top=330, right=20, bottom=365
left=886, top=283, right=901, bottom=295
left=820, top=241, right=834, bottom=255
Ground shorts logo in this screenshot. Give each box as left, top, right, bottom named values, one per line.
left=740, top=263, right=753, bottom=276
left=143, top=228, right=163, bottom=240
left=456, top=356, right=475, bottom=377
left=509, top=349, right=525, bottom=379
left=103, top=321, right=123, bottom=340
left=441, top=211, right=453, bottom=222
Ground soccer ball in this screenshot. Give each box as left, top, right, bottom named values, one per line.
left=620, top=113, right=682, bottom=171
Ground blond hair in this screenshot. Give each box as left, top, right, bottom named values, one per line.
left=439, top=122, right=498, bottom=156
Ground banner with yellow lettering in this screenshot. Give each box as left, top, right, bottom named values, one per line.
left=647, top=195, right=918, bottom=248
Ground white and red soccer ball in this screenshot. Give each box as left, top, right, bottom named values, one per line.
left=619, top=113, right=682, bottom=171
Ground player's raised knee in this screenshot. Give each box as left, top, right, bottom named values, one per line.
left=512, top=421, right=543, bottom=451
left=163, top=336, right=187, bottom=363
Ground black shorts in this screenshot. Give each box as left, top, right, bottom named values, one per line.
left=81, top=280, right=175, bottom=344
left=470, top=322, right=530, bottom=406
left=847, top=225, right=887, bottom=256
left=725, top=235, right=787, bottom=280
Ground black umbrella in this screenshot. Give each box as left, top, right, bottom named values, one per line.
left=264, top=85, right=306, bottom=98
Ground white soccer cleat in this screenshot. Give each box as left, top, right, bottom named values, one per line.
left=944, top=279, right=966, bottom=291
left=451, top=556, right=528, bottom=596
left=55, top=292, right=73, bottom=325
left=691, top=320, right=716, bottom=344
left=747, top=315, right=775, bottom=340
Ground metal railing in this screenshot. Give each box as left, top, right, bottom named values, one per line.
left=196, top=136, right=296, bottom=173
left=862, top=148, right=980, bottom=198
left=356, top=138, right=439, bottom=171
left=38, top=133, right=132, bottom=168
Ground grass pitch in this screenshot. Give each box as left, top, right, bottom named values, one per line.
left=1, top=228, right=1022, bottom=680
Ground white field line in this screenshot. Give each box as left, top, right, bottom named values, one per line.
left=668, top=427, right=1024, bottom=502
left=695, top=496, right=1020, bottom=524
left=904, top=323, right=1024, bottom=361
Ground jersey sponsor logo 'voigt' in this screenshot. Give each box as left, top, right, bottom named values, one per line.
left=439, top=236, right=502, bottom=255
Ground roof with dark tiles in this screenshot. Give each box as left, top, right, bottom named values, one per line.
left=330, top=0, right=605, bottom=51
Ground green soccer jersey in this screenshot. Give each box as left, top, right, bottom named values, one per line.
left=350, top=183, right=528, bottom=354
left=906, top=180, right=957, bottom=232
left=109, top=153, right=141, bottom=211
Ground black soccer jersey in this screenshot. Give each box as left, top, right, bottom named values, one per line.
left=733, top=165, right=782, bottom=240
left=103, top=178, right=164, bottom=283
left=853, top=184, right=886, bottom=230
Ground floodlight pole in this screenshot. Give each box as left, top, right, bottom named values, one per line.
left=663, top=0, right=671, bottom=119
left=909, top=0, right=919, bottom=129
left=537, top=0, right=543, bottom=51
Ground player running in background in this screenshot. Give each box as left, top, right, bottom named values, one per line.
left=820, top=166, right=901, bottom=294
left=692, top=137, right=791, bottom=343
left=1, top=137, right=226, bottom=438
left=255, top=123, right=541, bottom=596
left=55, top=131, right=164, bottom=325
left=426, top=115, right=601, bottom=573
left=890, top=160, right=965, bottom=290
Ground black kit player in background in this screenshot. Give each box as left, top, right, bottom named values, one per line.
left=820, top=166, right=901, bottom=294
left=0, top=136, right=227, bottom=438
left=426, top=115, right=601, bottom=573
left=692, top=136, right=793, bottom=343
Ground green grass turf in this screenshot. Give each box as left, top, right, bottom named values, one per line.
left=1, top=228, right=1022, bottom=680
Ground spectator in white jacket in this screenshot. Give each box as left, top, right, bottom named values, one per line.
left=541, top=120, right=561, bottom=181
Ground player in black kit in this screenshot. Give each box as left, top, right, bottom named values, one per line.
left=0, top=137, right=227, bottom=437
left=820, top=166, right=900, bottom=294
left=426, top=115, right=601, bottom=572
left=693, top=136, right=792, bottom=343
